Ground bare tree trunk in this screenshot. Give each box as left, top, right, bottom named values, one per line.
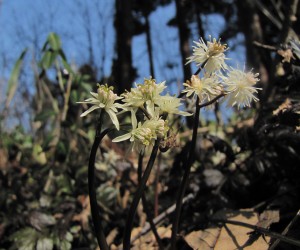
left=236, top=0, right=270, bottom=93
left=279, top=0, right=299, bottom=43
left=175, top=0, right=192, bottom=82
left=193, top=0, right=205, bottom=39
left=111, top=0, right=136, bottom=94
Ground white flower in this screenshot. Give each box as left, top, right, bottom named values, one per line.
left=112, top=111, right=168, bottom=149
left=182, top=74, right=223, bottom=104
left=77, top=84, right=123, bottom=130
left=221, top=67, right=261, bottom=108
left=154, top=94, right=192, bottom=116
left=186, top=36, right=228, bottom=73
left=122, top=77, right=166, bottom=108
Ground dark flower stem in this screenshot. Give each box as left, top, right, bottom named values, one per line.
left=171, top=96, right=201, bottom=250
left=123, top=140, right=161, bottom=250
left=88, top=111, right=109, bottom=250
left=138, top=151, right=164, bottom=249
left=199, top=92, right=226, bottom=109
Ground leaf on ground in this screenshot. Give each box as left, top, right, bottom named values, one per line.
left=184, top=228, right=221, bottom=250
left=9, top=227, right=38, bottom=250
left=72, top=195, right=90, bottom=230
left=118, top=226, right=172, bottom=250
left=106, top=228, right=118, bottom=246
left=36, top=237, right=53, bottom=250
left=28, top=211, right=56, bottom=231
left=184, top=209, right=278, bottom=250
left=213, top=209, right=274, bottom=250
left=257, top=210, right=280, bottom=228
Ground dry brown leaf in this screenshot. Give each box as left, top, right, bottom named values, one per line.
left=131, top=227, right=155, bottom=249
left=157, top=225, right=172, bottom=239
left=277, top=49, right=295, bottom=63
left=0, top=148, right=8, bottom=170
left=72, top=195, right=90, bottom=230
left=257, top=210, right=280, bottom=229
left=273, top=98, right=292, bottom=116
left=213, top=209, right=272, bottom=250
left=184, top=209, right=277, bottom=250
left=184, top=227, right=221, bottom=250
left=106, top=228, right=118, bottom=246
left=123, top=226, right=172, bottom=250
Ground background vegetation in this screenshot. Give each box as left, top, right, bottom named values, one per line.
left=1, top=0, right=300, bottom=249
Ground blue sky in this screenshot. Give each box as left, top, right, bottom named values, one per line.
left=0, top=0, right=246, bottom=126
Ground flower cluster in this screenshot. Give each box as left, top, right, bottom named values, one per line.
left=184, top=36, right=261, bottom=109
left=78, top=78, right=190, bottom=150
left=78, top=36, right=261, bottom=150
left=182, top=74, right=222, bottom=104
left=113, top=77, right=190, bottom=149
left=220, top=67, right=261, bottom=108
left=112, top=112, right=168, bottom=149
left=186, top=36, right=228, bottom=73
left=77, top=84, right=123, bottom=130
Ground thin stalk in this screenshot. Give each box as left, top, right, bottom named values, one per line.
left=269, top=209, right=300, bottom=250
left=154, top=153, right=161, bottom=217
left=198, top=93, right=226, bottom=109
left=123, top=140, right=161, bottom=250
left=212, top=219, right=300, bottom=248
left=138, top=151, right=164, bottom=249
left=171, top=96, right=201, bottom=250
left=88, top=111, right=109, bottom=250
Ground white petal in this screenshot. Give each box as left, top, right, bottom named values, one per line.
left=80, top=105, right=100, bottom=117
left=106, top=109, right=120, bottom=130
left=131, top=109, right=137, bottom=128
left=90, top=92, right=98, bottom=98
left=77, top=97, right=99, bottom=104
left=179, top=111, right=193, bottom=116
left=114, top=103, right=124, bottom=109
left=112, top=133, right=132, bottom=142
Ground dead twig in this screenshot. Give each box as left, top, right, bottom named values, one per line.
left=211, top=219, right=300, bottom=248
left=130, top=193, right=194, bottom=244
left=269, top=209, right=300, bottom=250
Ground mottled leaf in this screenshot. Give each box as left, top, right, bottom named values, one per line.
left=10, top=227, right=38, bottom=250
left=28, top=211, right=56, bottom=231
left=36, top=237, right=53, bottom=250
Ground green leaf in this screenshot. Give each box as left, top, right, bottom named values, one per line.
left=57, top=49, right=74, bottom=75
left=41, top=50, right=58, bottom=69
left=36, top=237, right=53, bottom=250
left=29, top=211, right=56, bottom=231
left=70, top=90, right=78, bottom=103
left=10, top=227, right=38, bottom=250
left=64, top=232, right=73, bottom=242
left=5, top=49, right=27, bottom=108
left=34, top=109, right=56, bottom=122
left=32, top=144, right=47, bottom=165
left=41, top=134, right=56, bottom=152
left=48, top=33, right=61, bottom=51
left=60, top=240, right=71, bottom=250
